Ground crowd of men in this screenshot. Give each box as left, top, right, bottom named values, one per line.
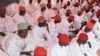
left=0, top=0, right=100, bottom=56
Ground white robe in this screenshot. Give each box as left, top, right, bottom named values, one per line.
left=43, top=8, right=56, bottom=22
left=0, top=16, right=17, bottom=34
left=32, top=26, right=52, bottom=49
left=19, top=0, right=29, bottom=7
left=74, top=14, right=87, bottom=30
left=59, top=8, right=66, bottom=16
left=6, top=3, right=19, bottom=17
left=48, top=18, right=69, bottom=43
left=7, top=33, right=32, bottom=56
left=69, top=37, right=84, bottom=56
left=13, top=13, right=33, bottom=26
left=76, top=29, right=98, bottom=56
left=0, top=49, right=8, bottom=56
left=86, top=31, right=100, bottom=56
left=50, top=43, right=70, bottom=56
left=92, top=21, right=100, bottom=46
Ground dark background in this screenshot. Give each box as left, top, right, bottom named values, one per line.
left=0, top=0, right=19, bottom=7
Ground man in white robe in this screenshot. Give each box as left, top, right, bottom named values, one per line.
left=7, top=23, right=33, bottom=56
left=0, top=6, right=17, bottom=35
left=50, top=34, right=70, bottom=56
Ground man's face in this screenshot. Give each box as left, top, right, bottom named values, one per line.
left=19, top=10, right=26, bottom=16
left=0, top=10, right=6, bottom=18
left=84, top=28, right=91, bottom=33
left=59, top=42, right=69, bottom=46
left=77, top=39, right=86, bottom=45
left=67, top=19, right=73, bottom=23
left=18, top=29, right=28, bottom=38
left=38, top=20, right=47, bottom=27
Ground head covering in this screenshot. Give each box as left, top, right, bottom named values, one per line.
left=86, top=22, right=94, bottom=30
left=90, top=0, right=96, bottom=5
left=79, top=9, right=84, bottom=15
left=88, top=4, right=94, bottom=9
left=46, top=2, right=51, bottom=8
left=34, top=47, right=47, bottom=56
left=66, top=1, right=70, bottom=6
left=66, top=9, right=71, bottom=13
left=74, top=2, right=80, bottom=7
left=78, top=33, right=88, bottom=42
left=0, top=6, right=6, bottom=11
left=38, top=16, right=45, bottom=23
left=59, top=34, right=70, bottom=44
left=90, top=19, right=96, bottom=24
left=18, top=23, right=28, bottom=30
left=68, top=15, right=75, bottom=21
left=19, top=6, right=25, bottom=11
left=54, top=14, right=61, bottom=21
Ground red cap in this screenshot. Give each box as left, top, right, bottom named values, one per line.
left=46, top=2, right=51, bottom=8
left=78, top=33, right=88, bottom=42
left=19, top=6, right=25, bottom=11
left=79, top=9, right=84, bottom=15
left=66, top=9, right=71, bottom=13
left=74, top=2, right=80, bottom=7
left=88, top=4, right=94, bottom=9
left=59, top=34, right=70, bottom=44
left=90, top=0, right=96, bottom=4
left=67, top=1, right=70, bottom=6
left=86, top=22, right=94, bottom=29
left=38, top=16, right=45, bottom=23
left=90, top=19, right=96, bottom=24
left=34, top=47, right=47, bottom=56
left=54, top=14, right=61, bottom=21
left=68, top=15, right=75, bottom=21
left=0, top=6, right=6, bottom=11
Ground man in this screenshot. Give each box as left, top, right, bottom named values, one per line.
left=7, top=23, right=32, bottom=56
left=26, top=0, right=36, bottom=17
left=34, top=47, right=47, bottom=56
left=48, top=14, right=69, bottom=43
left=50, top=34, right=70, bottom=56
left=70, top=33, right=89, bottom=56
left=13, top=6, right=32, bottom=25
left=42, top=2, right=56, bottom=22
left=83, top=21, right=100, bottom=56
left=32, top=16, right=51, bottom=49
left=13, top=5, right=33, bottom=30
left=0, top=6, right=17, bottom=36
left=74, top=9, right=88, bottom=30
left=59, top=4, right=67, bottom=16
left=68, top=15, right=78, bottom=38
left=77, top=33, right=92, bottom=56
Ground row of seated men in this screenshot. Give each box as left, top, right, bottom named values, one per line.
left=0, top=0, right=100, bottom=56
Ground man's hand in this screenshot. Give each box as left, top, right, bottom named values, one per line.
left=20, top=51, right=32, bottom=55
